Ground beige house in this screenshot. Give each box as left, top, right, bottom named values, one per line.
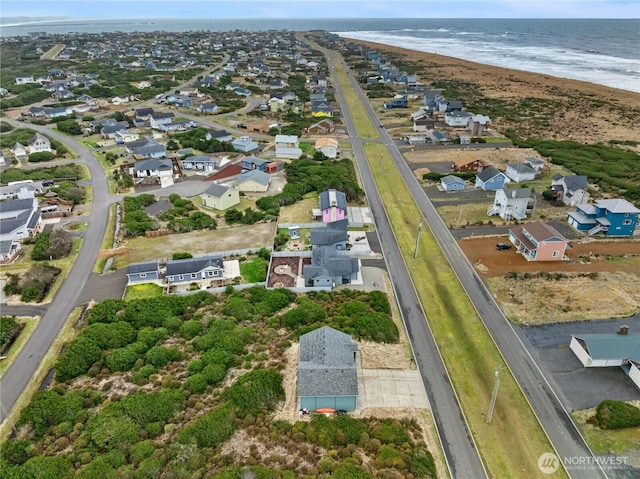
left=27, top=133, right=52, bottom=154
left=237, top=170, right=271, bottom=192
left=315, top=138, right=339, bottom=159
left=200, top=184, right=240, bottom=210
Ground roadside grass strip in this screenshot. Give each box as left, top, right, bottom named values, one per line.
left=333, top=68, right=379, bottom=140
left=363, top=141, right=566, bottom=478
left=123, top=283, right=164, bottom=301
left=0, top=317, right=38, bottom=377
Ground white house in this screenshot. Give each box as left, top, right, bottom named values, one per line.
left=551, top=174, right=590, bottom=206
left=15, top=74, right=35, bottom=85
left=314, top=138, right=339, bottom=159
left=27, top=133, right=52, bottom=154
left=180, top=154, right=217, bottom=173
left=487, top=187, right=533, bottom=220
left=0, top=198, right=43, bottom=242
left=444, top=110, right=472, bottom=127
left=149, top=112, right=175, bottom=128
left=506, top=163, right=537, bottom=183
left=12, top=143, right=28, bottom=159
left=128, top=158, right=175, bottom=188
left=231, top=136, right=259, bottom=153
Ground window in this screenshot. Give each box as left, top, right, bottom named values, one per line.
left=191, top=273, right=197, bottom=279
left=552, top=251, right=559, bottom=257
left=623, top=219, right=632, bottom=225
left=140, top=273, right=146, bottom=278
left=179, top=275, right=183, bottom=281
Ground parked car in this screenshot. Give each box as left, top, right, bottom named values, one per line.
left=496, top=243, right=512, bottom=250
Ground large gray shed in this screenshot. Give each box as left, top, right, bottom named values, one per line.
left=298, top=326, right=358, bottom=411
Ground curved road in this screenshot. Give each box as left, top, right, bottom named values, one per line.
left=325, top=51, right=606, bottom=478
left=0, top=120, right=111, bottom=424
left=319, top=46, right=487, bottom=478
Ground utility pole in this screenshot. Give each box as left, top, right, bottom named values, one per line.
left=486, top=367, right=501, bottom=424
left=413, top=221, right=423, bottom=258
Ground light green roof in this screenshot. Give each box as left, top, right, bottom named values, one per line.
left=574, top=333, right=640, bottom=361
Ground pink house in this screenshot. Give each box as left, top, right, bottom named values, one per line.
left=319, top=189, right=347, bottom=224
left=508, top=222, right=569, bottom=261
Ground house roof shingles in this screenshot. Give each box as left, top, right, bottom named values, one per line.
left=166, top=256, right=223, bottom=276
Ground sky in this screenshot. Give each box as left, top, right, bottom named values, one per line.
left=1, top=0, right=639, bottom=19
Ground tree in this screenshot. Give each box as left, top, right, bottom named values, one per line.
left=28, top=151, right=54, bottom=163
left=56, top=335, right=102, bottom=381
left=56, top=119, right=82, bottom=135
left=313, top=150, right=328, bottom=161
left=166, top=139, right=179, bottom=151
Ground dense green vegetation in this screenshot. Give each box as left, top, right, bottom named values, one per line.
left=56, top=119, right=83, bottom=135
left=122, top=194, right=157, bottom=237
left=172, top=127, right=235, bottom=153
left=422, top=172, right=476, bottom=182
left=0, top=164, right=82, bottom=185
left=256, top=158, right=364, bottom=214
left=592, top=400, right=640, bottom=430
left=2, top=288, right=423, bottom=478
left=157, top=194, right=217, bottom=232
left=3, top=264, right=61, bottom=302
left=29, top=230, right=72, bottom=261
left=511, top=139, right=640, bottom=203
left=0, top=316, right=22, bottom=355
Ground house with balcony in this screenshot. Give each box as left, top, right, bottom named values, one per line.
left=27, top=133, right=52, bottom=154
left=444, top=110, right=472, bottom=127
left=508, top=222, right=569, bottom=261
left=551, top=174, right=590, bottom=206
left=180, top=154, right=217, bottom=172
left=567, top=198, right=640, bottom=237
left=487, top=187, right=534, bottom=220
left=453, top=157, right=489, bottom=173
left=0, top=198, right=42, bottom=242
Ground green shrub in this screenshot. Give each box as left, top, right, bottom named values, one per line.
left=22, top=455, right=72, bottom=479
left=225, top=369, right=284, bottom=418
left=56, top=335, right=102, bottom=381
left=183, top=373, right=208, bottom=394
left=179, top=320, right=203, bottom=339
left=177, top=405, right=236, bottom=448
left=594, top=400, right=640, bottom=429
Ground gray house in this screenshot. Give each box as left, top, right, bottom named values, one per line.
left=165, top=256, right=224, bottom=284
left=303, top=246, right=359, bottom=287
left=298, top=326, right=358, bottom=412
left=126, top=261, right=160, bottom=284
left=310, top=219, right=349, bottom=250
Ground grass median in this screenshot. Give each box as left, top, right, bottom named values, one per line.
left=364, top=141, right=566, bottom=478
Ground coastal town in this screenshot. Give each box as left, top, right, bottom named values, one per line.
left=1, top=26, right=639, bottom=479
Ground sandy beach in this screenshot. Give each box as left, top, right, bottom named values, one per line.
left=345, top=38, right=640, bottom=146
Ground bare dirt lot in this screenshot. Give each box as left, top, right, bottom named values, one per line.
left=458, top=236, right=640, bottom=323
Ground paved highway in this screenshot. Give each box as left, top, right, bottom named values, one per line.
left=0, top=121, right=111, bottom=424
left=324, top=52, right=606, bottom=478
left=320, top=46, right=488, bottom=478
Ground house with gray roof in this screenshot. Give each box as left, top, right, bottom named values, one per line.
left=551, top=174, right=590, bottom=206
left=310, top=219, right=349, bottom=250
left=206, top=130, right=232, bottom=142
left=570, top=332, right=640, bottom=389
left=488, top=187, right=534, bottom=220
left=231, top=136, right=259, bottom=153
left=298, top=326, right=358, bottom=411
left=128, top=158, right=175, bottom=188
left=165, top=256, right=224, bottom=284
left=125, top=137, right=166, bottom=159
left=0, top=239, right=22, bottom=264
left=180, top=154, right=217, bottom=173
left=475, top=165, right=510, bottom=191
left=440, top=175, right=465, bottom=192
left=303, top=246, right=360, bottom=287
left=200, top=184, right=240, bottom=210
left=237, top=169, right=271, bottom=192
left=240, top=156, right=272, bottom=171
left=318, top=189, right=347, bottom=224
left=506, top=163, right=538, bottom=183
left=0, top=198, right=42, bottom=242
left=126, top=261, right=160, bottom=284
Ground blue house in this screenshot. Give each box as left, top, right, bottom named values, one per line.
left=567, top=198, right=640, bottom=237
left=475, top=165, right=510, bottom=191
left=165, top=256, right=224, bottom=284
left=240, top=156, right=271, bottom=171
left=383, top=96, right=408, bottom=109
left=126, top=261, right=160, bottom=284
left=440, top=175, right=465, bottom=192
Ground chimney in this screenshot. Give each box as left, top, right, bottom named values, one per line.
left=617, top=325, right=629, bottom=335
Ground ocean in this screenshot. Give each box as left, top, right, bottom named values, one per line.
left=2, top=18, right=638, bottom=92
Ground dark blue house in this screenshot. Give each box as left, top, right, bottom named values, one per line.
left=567, top=198, right=640, bottom=237
left=165, top=256, right=224, bottom=284
left=126, top=261, right=160, bottom=284
left=240, top=156, right=271, bottom=171
left=383, top=96, right=408, bottom=109
left=475, top=165, right=509, bottom=191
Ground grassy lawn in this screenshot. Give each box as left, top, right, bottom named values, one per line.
left=573, top=408, right=640, bottom=455
left=0, top=317, right=38, bottom=377
left=95, top=203, right=118, bottom=273
left=123, top=283, right=164, bottom=301
left=78, top=137, right=99, bottom=149
left=363, top=140, right=566, bottom=478
left=239, top=257, right=268, bottom=283
left=332, top=65, right=379, bottom=140
left=278, top=193, right=317, bottom=223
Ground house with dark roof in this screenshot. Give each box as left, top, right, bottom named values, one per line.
left=125, top=137, right=166, bottom=159
left=303, top=246, right=360, bottom=287
left=128, top=158, right=175, bottom=188
left=298, top=326, right=358, bottom=412
left=551, top=174, right=590, bottom=206
left=506, top=163, right=537, bottom=183
left=200, top=184, right=240, bottom=210
left=206, top=130, right=232, bottom=142
left=475, top=165, right=510, bottom=191
left=570, top=332, right=640, bottom=389
left=318, top=189, right=347, bottom=224
left=126, top=261, right=160, bottom=284
left=0, top=239, right=22, bottom=264
left=27, top=133, right=51, bottom=154
left=508, top=222, right=569, bottom=261
left=0, top=198, right=42, bottom=242
left=165, top=256, right=224, bottom=284
left=240, top=156, right=272, bottom=171
left=444, top=110, right=472, bottom=127
left=310, top=219, right=349, bottom=250
left=197, top=102, right=219, bottom=114
left=149, top=112, right=175, bottom=128
left=487, top=187, right=534, bottom=220
left=567, top=198, right=640, bottom=237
